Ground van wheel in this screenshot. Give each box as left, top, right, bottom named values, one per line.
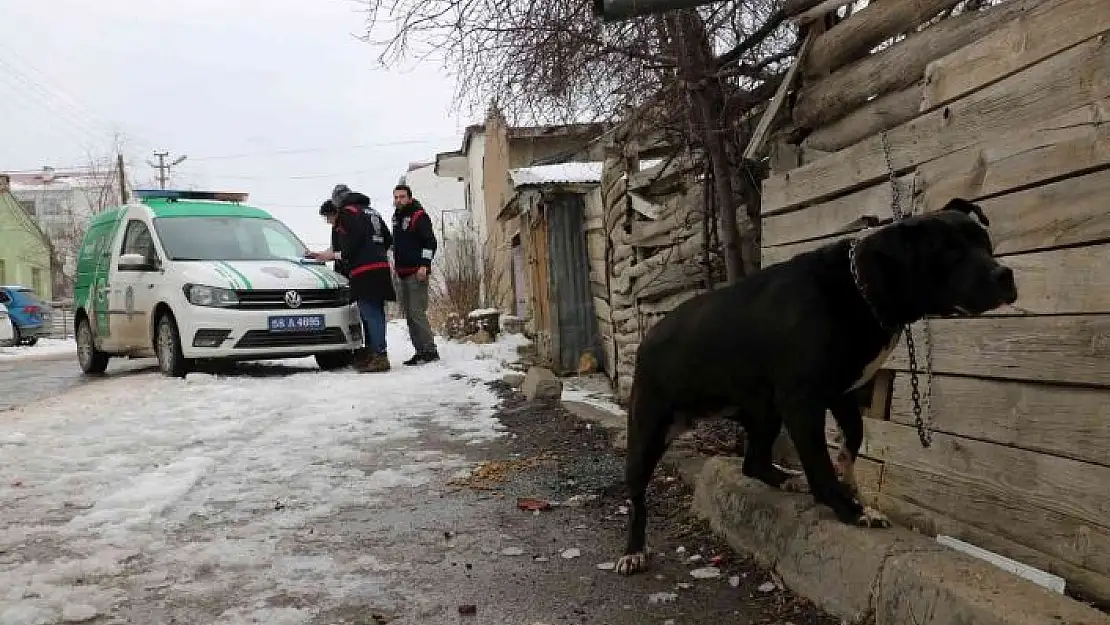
left=11, top=324, right=22, bottom=346
left=25, top=336, right=38, bottom=347
left=76, top=318, right=110, bottom=374
left=315, top=350, right=354, bottom=371
left=155, top=312, right=192, bottom=378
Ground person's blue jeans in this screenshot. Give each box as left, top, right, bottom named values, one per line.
left=357, top=298, right=387, bottom=355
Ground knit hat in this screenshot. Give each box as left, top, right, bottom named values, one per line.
left=331, top=184, right=352, bottom=207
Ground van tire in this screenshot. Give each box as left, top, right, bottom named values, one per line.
left=76, top=318, right=110, bottom=374
left=155, top=312, right=192, bottom=378
left=315, top=350, right=354, bottom=371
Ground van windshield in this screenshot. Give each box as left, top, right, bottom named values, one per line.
left=153, top=217, right=309, bottom=261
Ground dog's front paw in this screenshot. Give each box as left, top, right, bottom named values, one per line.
left=779, top=475, right=810, bottom=493
left=615, top=552, right=648, bottom=575
left=855, top=506, right=891, bottom=528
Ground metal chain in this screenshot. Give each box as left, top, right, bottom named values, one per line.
left=880, top=132, right=933, bottom=447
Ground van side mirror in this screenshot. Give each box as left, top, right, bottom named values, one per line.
left=119, top=253, right=154, bottom=271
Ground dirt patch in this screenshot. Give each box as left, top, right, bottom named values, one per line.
left=477, top=380, right=840, bottom=625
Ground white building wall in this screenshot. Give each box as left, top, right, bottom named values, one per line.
left=465, top=132, right=487, bottom=246
left=401, top=162, right=469, bottom=242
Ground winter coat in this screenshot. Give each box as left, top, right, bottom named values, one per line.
left=391, top=199, right=437, bottom=278
left=333, top=192, right=396, bottom=302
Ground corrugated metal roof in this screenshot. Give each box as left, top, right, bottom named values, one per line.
left=509, top=162, right=604, bottom=187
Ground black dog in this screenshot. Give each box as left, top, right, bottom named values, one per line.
left=615, top=198, right=1018, bottom=575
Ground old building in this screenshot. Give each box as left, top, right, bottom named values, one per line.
left=0, top=175, right=53, bottom=300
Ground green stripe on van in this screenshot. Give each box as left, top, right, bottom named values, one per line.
left=304, top=263, right=336, bottom=288
left=220, top=262, right=253, bottom=290
left=211, top=263, right=240, bottom=289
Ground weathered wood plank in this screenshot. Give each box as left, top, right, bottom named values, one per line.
left=761, top=232, right=849, bottom=266
left=889, top=373, right=1110, bottom=468
left=805, top=0, right=964, bottom=79
left=766, top=34, right=1110, bottom=213
left=627, top=155, right=697, bottom=191
left=761, top=173, right=909, bottom=241
left=917, top=100, right=1110, bottom=215
left=745, top=31, right=815, bottom=161
left=887, top=316, right=1110, bottom=387
left=587, top=234, right=607, bottom=264
left=802, top=83, right=924, bottom=153
left=634, top=263, right=704, bottom=301
left=997, top=243, right=1110, bottom=315
left=922, top=0, right=1110, bottom=111
left=773, top=105, right=1110, bottom=260
left=864, top=419, right=1110, bottom=575
left=637, top=288, right=702, bottom=314
left=592, top=297, right=612, bottom=323
left=793, top=0, right=1039, bottom=130
left=882, top=460, right=1110, bottom=580
left=874, top=492, right=1110, bottom=604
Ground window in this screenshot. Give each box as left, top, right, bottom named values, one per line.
left=31, top=268, right=44, bottom=297
left=121, top=220, right=158, bottom=261
left=0, top=259, right=5, bottom=283
left=153, top=217, right=307, bottom=261
left=0, top=290, right=9, bottom=305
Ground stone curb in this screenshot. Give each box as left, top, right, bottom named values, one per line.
left=557, top=398, right=1109, bottom=624
left=686, top=457, right=1110, bottom=625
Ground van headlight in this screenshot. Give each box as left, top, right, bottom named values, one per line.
left=183, top=284, right=239, bottom=307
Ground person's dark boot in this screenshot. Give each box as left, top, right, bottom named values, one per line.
left=358, top=352, right=391, bottom=373
left=403, top=353, right=425, bottom=366
left=422, top=349, right=441, bottom=363
left=352, top=347, right=371, bottom=368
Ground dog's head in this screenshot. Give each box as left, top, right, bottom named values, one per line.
left=865, top=198, right=1018, bottom=321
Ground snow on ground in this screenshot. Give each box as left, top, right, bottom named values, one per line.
left=0, top=338, right=76, bottom=361
left=0, top=321, right=529, bottom=625
left=562, top=375, right=626, bottom=417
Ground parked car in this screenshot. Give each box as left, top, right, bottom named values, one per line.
left=0, top=285, right=50, bottom=346
left=72, top=189, right=362, bottom=376
left=0, top=303, right=15, bottom=346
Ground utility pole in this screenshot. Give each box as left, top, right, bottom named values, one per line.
left=146, top=151, right=187, bottom=189
left=116, top=153, right=129, bottom=204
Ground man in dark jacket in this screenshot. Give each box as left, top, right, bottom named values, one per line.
left=308, top=188, right=396, bottom=372
left=391, top=184, right=439, bottom=365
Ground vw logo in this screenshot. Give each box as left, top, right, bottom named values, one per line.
left=284, top=290, right=302, bottom=308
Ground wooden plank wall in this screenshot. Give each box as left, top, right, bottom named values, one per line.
left=583, top=186, right=617, bottom=377
left=763, top=0, right=1110, bottom=604
left=598, top=138, right=713, bottom=404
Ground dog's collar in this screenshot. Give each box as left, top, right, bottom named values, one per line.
left=848, top=234, right=902, bottom=333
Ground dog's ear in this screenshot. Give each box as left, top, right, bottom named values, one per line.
left=941, top=198, right=990, bottom=227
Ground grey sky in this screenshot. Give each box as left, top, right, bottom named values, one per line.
left=0, top=0, right=466, bottom=249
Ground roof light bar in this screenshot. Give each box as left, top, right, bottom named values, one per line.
left=134, top=189, right=250, bottom=203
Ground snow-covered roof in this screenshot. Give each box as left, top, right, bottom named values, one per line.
left=508, top=158, right=670, bottom=189
left=4, top=170, right=115, bottom=194
left=509, top=162, right=604, bottom=188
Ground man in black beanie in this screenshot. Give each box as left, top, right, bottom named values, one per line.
left=308, top=190, right=396, bottom=372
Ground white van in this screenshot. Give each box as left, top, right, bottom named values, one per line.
left=72, top=189, right=362, bottom=376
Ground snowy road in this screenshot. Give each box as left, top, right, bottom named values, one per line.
left=0, top=353, right=154, bottom=413
left=0, top=322, right=526, bottom=625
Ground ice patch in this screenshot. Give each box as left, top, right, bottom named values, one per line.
left=0, top=323, right=528, bottom=622
left=0, top=338, right=76, bottom=361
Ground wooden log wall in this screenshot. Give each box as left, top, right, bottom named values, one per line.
left=599, top=140, right=712, bottom=404
left=763, top=0, right=1110, bottom=605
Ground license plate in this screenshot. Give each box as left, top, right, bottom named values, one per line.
left=268, top=314, right=326, bottom=332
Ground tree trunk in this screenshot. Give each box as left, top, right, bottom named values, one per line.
left=672, top=10, right=747, bottom=284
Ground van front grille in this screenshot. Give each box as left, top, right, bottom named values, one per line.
left=234, top=327, right=347, bottom=349
left=233, top=288, right=350, bottom=310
